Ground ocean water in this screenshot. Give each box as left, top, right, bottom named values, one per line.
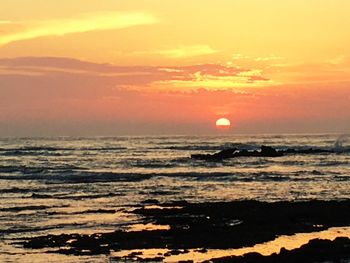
left=0, top=134, right=349, bottom=262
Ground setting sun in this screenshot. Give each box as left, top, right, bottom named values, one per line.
left=216, top=118, right=231, bottom=128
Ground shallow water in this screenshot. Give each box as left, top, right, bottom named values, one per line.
left=0, top=134, right=349, bottom=261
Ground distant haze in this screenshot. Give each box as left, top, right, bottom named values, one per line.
left=1, top=1, right=350, bottom=136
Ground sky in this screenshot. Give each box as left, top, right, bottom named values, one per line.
left=1, top=0, right=350, bottom=136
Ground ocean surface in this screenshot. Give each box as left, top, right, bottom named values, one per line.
left=0, top=134, right=349, bottom=262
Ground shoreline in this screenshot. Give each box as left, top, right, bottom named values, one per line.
left=16, top=200, right=350, bottom=262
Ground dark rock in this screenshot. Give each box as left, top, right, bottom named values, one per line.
left=191, top=148, right=237, bottom=161
left=138, top=257, right=164, bottom=262
left=260, top=145, right=282, bottom=157
left=77, top=209, right=116, bottom=214
left=18, top=200, right=350, bottom=258
left=195, top=248, right=208, bottom=253
left=214, top=148, right=238, bottom=159
left=191, top=145, right=334, bottom=161
left=165, top=249, right=189, bottom=256
left=141, top=199, right=160, bottom=205
left=191, top=146, right=282, bottom=161
left=111, top=255, right=164, bottom=262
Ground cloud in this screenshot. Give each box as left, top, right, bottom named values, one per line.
left=1, top=57, right=350, bottom=135
left=254, top=56, right=284, bottom=62
left=0, top=21, right=26, bottom=35
left=230, top=54, right=285, bottom=64
left=0, top=12, right=157, bottom=46
left=327, top=56, right=347, bottom=65
left=153, top=64, right=271, bottom=91
left=0, top=57, right=269, bottom=91
left=134, top=45, right=218, bottom=58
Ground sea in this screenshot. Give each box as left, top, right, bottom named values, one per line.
left=0, top=134, right=349, bottom=262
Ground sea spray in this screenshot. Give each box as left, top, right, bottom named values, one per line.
left=334, top=135, right=349, bottom=151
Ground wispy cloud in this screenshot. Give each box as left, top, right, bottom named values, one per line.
left=0, top=57, right=270, bottom=91
left=1, top=57, right=350, bottom=135
left=0, top=12, right=157, bottom=46
left=254, top=56, right=284, bottom=62
left=231, top=54, right=284, bottom=62
left=134, top=45, right=218, bottom=58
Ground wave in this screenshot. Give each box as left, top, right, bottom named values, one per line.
left=334, top=175, right=350, bottom=181
left=317, top=160, right=350, bottom=166
left=157, top=140, right=350, bottom=152
left=46, top=209, right=117, bottom=215
left=29, top=192, right=124, bottom=200
left=0, top=187, right=34, bottom=194
left=125, top=158, right=188, bottom=168
left=0, top=171, right=153, bottom=183
left=1, top=223, right=86, bottom=235
left=159, top=143, right=261, bottom=151
left=0, top=170, right=345, bottom=184
left=0, top=146, right=127, bottom=156
left=0, top=165, right=86, bottom=174
left=0, top=146, right=67, bottom=152
left=0, top=204, right=68, bottom=212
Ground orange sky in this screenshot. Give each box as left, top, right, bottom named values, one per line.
left=0, top=0, right=350, bottom=135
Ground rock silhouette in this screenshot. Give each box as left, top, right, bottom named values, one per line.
left=191, top=145, right=332, bottom=161
left=18, top=200, right=350, bottom=258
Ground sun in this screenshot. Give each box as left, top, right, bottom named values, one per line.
left=216, top=118, right=231, bottom=129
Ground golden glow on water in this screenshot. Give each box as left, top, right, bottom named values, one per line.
left=41, top=211, right=130, bottom=231
left=143, top=205, right=183, bottom=210
left=127, top=223, right=171, bottom=232
left=0, top=243, right=107, bottom=263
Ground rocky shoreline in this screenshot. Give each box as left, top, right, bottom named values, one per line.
left=16, top=200, right=350, bottom=262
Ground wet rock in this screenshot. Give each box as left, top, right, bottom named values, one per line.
left=138, top=257, right=164, bottom=262
left=128, top=251, right=143, bottom=257
left=77, top=209, right=116, bottom=214
left=195, top=248, right=208, bottom=253
left=260, top=145, right=281, bottom=157
left=141, top=199, right=160, bottom=205
left=164, top=249, right=190, bottom=256
left=191, top=148, right=237, bottom=161
left=191, top=146, right=282, bottom=161
left=110, top=255, right=164, bottom=262
left=191, top=145, right=333, bottom=161
left=18, top=200, right=350, bottom=257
